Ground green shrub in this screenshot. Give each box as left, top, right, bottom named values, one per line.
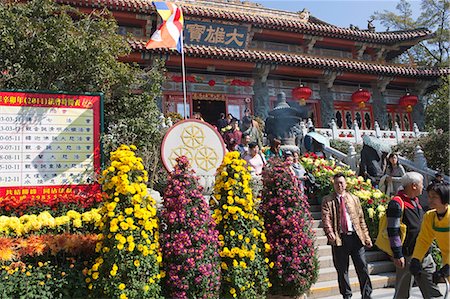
left=330, top=139, right=362, bottom=154
left=393, top=130, right=449, bottom=175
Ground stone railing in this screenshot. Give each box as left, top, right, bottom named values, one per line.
left=324, top=145, right=449, bottom=185
left=301, top=119, right=427, bottom=146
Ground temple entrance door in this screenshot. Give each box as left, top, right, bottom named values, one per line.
left=193, top=99, right=226, bottom=126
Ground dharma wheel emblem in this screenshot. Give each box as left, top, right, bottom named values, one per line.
left=195, top=146, right=218, bottom=171
left=181, top=124, right=205, bottom=149
left=161, top=120, right=226, bottom=176
left=168, top=146, right=193, bottom=167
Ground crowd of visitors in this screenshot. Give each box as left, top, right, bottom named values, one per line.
left=321, top=171, right=448, bottom=299
left=197, top=110, right=448, bottom=299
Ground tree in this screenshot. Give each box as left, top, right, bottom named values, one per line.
left=372, top=0, right=449, bottom=67
left=0, top=0, right=167, bottom=182
left=0, top=0, right=136, bottom=94
left=372, top=0, right=449, bottom=131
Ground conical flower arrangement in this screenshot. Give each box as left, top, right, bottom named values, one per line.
left=87, top=145, right=162, bottom=299
left=212, top=151, right=270, bottom=298
left=261, top=159, right=319, bottom=296
left=160, top=156, right=221, bottom=298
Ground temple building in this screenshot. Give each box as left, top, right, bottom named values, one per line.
left=58, top=0, right=448, bottom=130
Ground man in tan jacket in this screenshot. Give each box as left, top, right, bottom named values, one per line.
left=321, top=173, right=373, bottom=299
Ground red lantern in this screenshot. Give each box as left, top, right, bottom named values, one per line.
left=399, top=93, right=418, bottom=113
left=292, top=85, right=312, bottom=105
left=208, top=79, right=216, bottom=87
left=351, top=89, right=371, bottom=108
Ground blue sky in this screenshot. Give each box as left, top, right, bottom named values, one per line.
left=251, top=1, right=421, bottom=31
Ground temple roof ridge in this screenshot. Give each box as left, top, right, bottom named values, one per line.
left=57, top=0, right=433, bottom=44
left=129, top=40, right=450, bottom=78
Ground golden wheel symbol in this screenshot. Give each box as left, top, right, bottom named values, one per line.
left=169, top=147, right=193, bottom=167
left=181, top=124, right=205, bottom=149
left=195, top=146, right=218, bottom=171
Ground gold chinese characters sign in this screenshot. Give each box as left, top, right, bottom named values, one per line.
left=184, top=20, right=249, bottom=49
left=161, top=120, right=226, bottom=175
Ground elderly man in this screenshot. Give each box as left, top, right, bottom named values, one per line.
left=322, top=173, right=373, bottom=299
left=387, top=172, right=442, bottom=299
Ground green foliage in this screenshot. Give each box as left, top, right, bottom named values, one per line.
left=0, top=0, right=134, bottom=93
left=372, top=0, right=449, bottom=67
left=393, top=130, right=449, bottom=175
left=102, top=59, right=167, bottom=189
left=425, top=78, right=450, bottom=132
left=372, top=0, right=449, bottom=131
left=330, top=139, right=362, bottom=155
left=0, top=258, right=91, bottom=299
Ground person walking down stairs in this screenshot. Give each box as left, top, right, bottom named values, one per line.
left=321, top=173, right=373, bottom=299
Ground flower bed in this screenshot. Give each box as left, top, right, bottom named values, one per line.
left=301, top=153, right=389, bottom=240
left=87, top=145, right=161, bottom=299
left=212, top=151, right=270, bottom=298
left=261, top=159, right=319, bottom=296
left=160, top=156, right=221, bottom=298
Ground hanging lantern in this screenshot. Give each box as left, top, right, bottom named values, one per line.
left=351, top=88, right=371, bottom=108
left=399, top=93, right=418, bottom=112
left=292, top=85, right=312, bottom=105
left=208, top=79, right=216, bottom=87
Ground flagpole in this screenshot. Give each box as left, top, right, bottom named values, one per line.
left=180, top=29, right=188, bottom=119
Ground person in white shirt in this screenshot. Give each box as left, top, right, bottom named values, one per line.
left=243, top=142, right=266, bottom=176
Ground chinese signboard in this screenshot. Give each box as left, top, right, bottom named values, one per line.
left=184, top=21, right=249, bottom=49
left=0, top=90, right=102, bottom=201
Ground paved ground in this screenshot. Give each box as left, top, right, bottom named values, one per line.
left=322, top=284, right=448, bottom=299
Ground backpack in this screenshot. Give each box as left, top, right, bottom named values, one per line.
left=375, top=197, right=406, bottom=257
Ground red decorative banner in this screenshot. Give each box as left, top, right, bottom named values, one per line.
left=0, top=91, right=102, bottom=202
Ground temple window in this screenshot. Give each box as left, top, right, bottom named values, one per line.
left=355, top=112, right=362, bottom=128
left=335, top=111, right=343, bottom=128
left=345, top=111, right=352, bottom=129
left=364, top=112, right=371, bottom=129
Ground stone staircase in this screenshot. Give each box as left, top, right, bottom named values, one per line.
left=307, top=201, right=396, bottom=298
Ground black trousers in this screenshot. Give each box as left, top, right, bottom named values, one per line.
left=332, top=233, right=372, bottom=299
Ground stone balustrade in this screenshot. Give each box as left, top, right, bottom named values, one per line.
left=301, top=119, right=426, bottom=146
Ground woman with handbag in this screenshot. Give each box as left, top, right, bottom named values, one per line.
left=384, top=153, right=406, bottom=196
left=410, top=182, right=449, bottom=286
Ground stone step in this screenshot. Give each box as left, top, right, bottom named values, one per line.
left=319, top=250, right=389, bottom=268
left=316, top=235, right=328, bottom=246
left=318, top=245, right=331, bottom=257
left=313, top=228, right=325, bottom=237
left=312, top=219, right=322, bottom=228
left=311, top=211, right=322, bottom=220
left=317, top=260, right=396, bottom=282
left=307, top=272, right=396, bottom=298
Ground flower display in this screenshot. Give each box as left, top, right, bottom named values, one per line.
left=0, top=192, right=103, bottom=216
left=212, top=151, right=269, bottom=298
left=0, top=233, right=98, bottom=262
left=300, top=153, right=389, bottom=239
left=86, top=145, right=161, bottom=299
left=160, top=156, right=220, bottom=298
left=261, top=160, right=319, bottom=296
left=0, top=258, right=92, bottom=298
left=0, top=208, right=101, bottom=237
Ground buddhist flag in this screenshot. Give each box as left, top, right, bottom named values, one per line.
left=146, top=1, right=184, bottom=53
